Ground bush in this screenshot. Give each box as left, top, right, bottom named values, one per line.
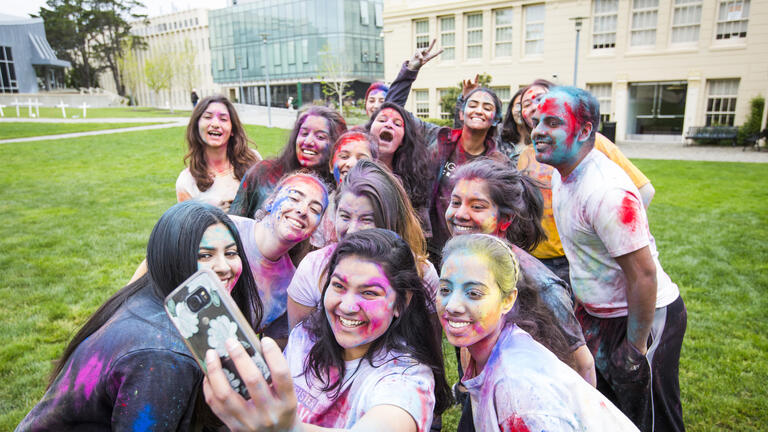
left=425, top=117, right=453, bottom=127
left=738, top=95, right=765, bottom=145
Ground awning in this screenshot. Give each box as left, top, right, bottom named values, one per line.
left=28, top=33, right=71, bottom=68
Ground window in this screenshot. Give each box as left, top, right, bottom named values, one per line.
left=716, top=0, right=749, bottom=40
left=415, top=20, right=430, bottom=50
left=439, top=16, right=455, bottom=60
left=360, top=1, right=369, bottom=26
left=414, top=90, right=429, bottom=118
left=706, top=79, right=739, bottom=126
left=671, top=0, right=702, bottom=44
left=287, top=40, right=296, bottom=64
left=0, top=46, right=18, bottom=93
left=525, top=4, right=545, bottom=55
left=466, top=12, right=483, bottom=59
left=587, top=83, right=612, bottom=123
left=374, top=3, right=383, bottom=27
left=438, top=88, right=453, bottom=120
left=302, top=39, right=309, bottom=63
left=592, top=0, right=618, bottom=49
left=494, top=8, right=513, bottom=57
left=630, top=0, right=658, bottom=47
left=491, top=87, right=511, bottom=114
left=272, top=43, right=281, bottom=66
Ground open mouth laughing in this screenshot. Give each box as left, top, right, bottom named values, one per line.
left=378, top=130, right=394, bottom=143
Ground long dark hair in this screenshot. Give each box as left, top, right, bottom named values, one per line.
left=184, top=95, right=259, bottom=191
left=450, top=158, right=546, bottom=252
left=303, top=229, right=452, bottom=414
left=276, top=106, right=347, bottom=186
left=49, top=202, right=263, bottom=385
left=442, top=234, right=572, bottom=366
left=364, top=102, right=434, bottom=212
left=500, top=87, right=526, bottom=144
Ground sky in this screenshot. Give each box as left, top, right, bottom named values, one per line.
left=4, top=0, right=227, bottom=20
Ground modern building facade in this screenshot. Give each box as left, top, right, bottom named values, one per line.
left=209, top=0, right=384, bottom=108
left=383, top=0, right=767, bottom=142
left=0, top=13, right=70, bottom=94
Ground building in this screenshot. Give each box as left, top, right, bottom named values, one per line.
left=209, top=0, right=384, bottom=108
left=0, top=13, right=70, bottom=94
left=383, top=0, right=767, bottom=142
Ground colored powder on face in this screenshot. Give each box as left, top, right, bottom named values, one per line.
left=333, top=164, right=342, bottom=184
left=74, top=354, right=104, bottom=400
left=133, top=404, right=156, bottom=432
left=618, top=193, right=639, bottom=230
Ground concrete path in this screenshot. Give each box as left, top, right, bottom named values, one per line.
left=618, top=140, right=768, bottom=163
left=0, top=119, right=187, bottom=144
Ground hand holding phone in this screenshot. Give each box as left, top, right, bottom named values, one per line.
left=165, top=269, right=270, bottom=399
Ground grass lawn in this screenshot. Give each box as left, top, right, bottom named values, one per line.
left=0, top=122, right=166, bottom=140
left=0, top=106, right=190, bottom=119
left=0, top=126, right=765, bottom=430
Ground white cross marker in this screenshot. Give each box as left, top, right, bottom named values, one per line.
left=0, top=103, right=6, bottom=117
left=12, top=98, right=21, bottom=117
left=56, top=100, right=69, bottom=118
left=81, top=102, right=91, bottom=118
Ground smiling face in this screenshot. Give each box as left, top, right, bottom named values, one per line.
left=197, top=223, right=242, bottom=292
left=369, top=108, right=405, bottom=163
left=365, top=89, right=387, bottom=117
left=462, top=91, right=496, bottom=132
left=335, top=192, right=377, bottom=240
left=267, top=176, right=328, bottom=244
left=324, top=255, right=398, bottom=360
left=437, top=251, right=515, bottom=350
left=330, top=138, right=374, bottom=185
left=511, top=94, right=524, bottom=128
left=198, top=102, right=232, bottom=148
left=446, top=178, right=505, bottom=237
left=521, top=85, right=548, bottom=129
left=295, top=115, right=331, bottom=168
left=530, top=92, right=588, bottom=168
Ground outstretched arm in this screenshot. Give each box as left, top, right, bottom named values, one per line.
left=386, top=39, right=443, bottom=107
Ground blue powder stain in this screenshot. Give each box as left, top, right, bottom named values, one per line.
left=133, top=404, right=156, bottom=432
left=333, top=164, right=342, bottom=184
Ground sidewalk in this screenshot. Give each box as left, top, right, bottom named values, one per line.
left=0, top=118, right=187, bottom=144
left=617, top=140, right=768, bottom=163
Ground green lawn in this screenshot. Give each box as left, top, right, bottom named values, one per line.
left=0, top=122, right=165, bottom=139
left=0, top=126, right=765, bottom=430
left=0, top=106, right=190, bottom=119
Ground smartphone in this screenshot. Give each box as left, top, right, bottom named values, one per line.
left=165, top=268, right=270, bottom=399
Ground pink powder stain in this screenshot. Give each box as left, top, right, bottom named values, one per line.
left=74, top=354, right=104, bottom=400
left=416, top=386, right=431, bottom=431
left=306, top=388, right=351, bottom=427
left=618, top=193, right=639, bottom=231
left=499, top=414, right=532, bottom=432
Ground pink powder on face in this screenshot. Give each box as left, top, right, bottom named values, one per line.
left=74, top=354, right=104, bottom=400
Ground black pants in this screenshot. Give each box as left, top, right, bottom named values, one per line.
left=577, top=296, right=687, bottom=432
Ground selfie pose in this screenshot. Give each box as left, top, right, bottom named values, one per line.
left=204, top=229, right=452, bottom=432
left=17, top=202, right=262, bottom=431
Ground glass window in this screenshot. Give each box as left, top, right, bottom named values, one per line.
left=415, top=89, right=430, bottom=118
left=587, top=83, right=612, bottom=123
left=706, top=79, right=739, bottom=126
left=287, top=40, right=296, bottom=64
left=438, top=88, right=453, bottom=119
left=360, top=1, right=369, bottom=26
left=716, top=0, right=750, bottom=40
left=592, top=0, right=617, bottom=49
left=0, top=45, right=19, bottom=93
left=671, top=0, right=702, bottom=44
left=492, top=87, right=511, bottom=113
left=302, top=39, right=309, bottom=63
left=525, top=4, right=545, bottom=55
left=272, top=43, right=281, bottom=66
left=466, top=12, right=483, bottom=59
left=415, top=19, right=430, bottom=50
left=631, top=0, right=658, bottom=47
left=439, top=16, right=455, bottom=60
left=494, top=8, right=513, bottom=58
left=374, top=3, right=383, bottom=27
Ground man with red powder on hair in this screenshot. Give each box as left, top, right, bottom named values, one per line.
left=531, top=86, right=686, bottom=432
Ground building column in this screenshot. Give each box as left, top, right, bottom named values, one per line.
left=682, top=72, right=702, bottom=144
left=614, top=76, right=628, bottom=142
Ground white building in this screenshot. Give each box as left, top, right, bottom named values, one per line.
left=383, top=0, right=767, bottom=142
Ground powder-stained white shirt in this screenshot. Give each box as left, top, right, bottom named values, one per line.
left=175, top=167, right=241, bottom=208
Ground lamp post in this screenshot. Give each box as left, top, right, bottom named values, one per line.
left=237, top=55, right=244, bottom=104
left=261, top=33, right=272, bottom=128
left=570, top=17, right=588, bottom=87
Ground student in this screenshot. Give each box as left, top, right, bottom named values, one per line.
left=176, top=95, right=261, bottom=212
left=229, top=106, right=346, bottom=219
left=438, top=234, right=639, bottom=432
left=203, top=229, right=452, bottom=432
left=445, top=158, right=596, bottom=385
left=17, top=201, right=262, bottom=431
left=498, top=87, right=527, bottom=164
left=364, top=82, right=389, bottom=117
left=228, top=171, right=330, bottom=346
left=287, top=159, right=437, bottom=329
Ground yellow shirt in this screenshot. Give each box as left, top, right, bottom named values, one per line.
left=517, top=133, right=650, bottom=260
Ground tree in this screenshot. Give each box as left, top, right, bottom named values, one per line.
left=144, top=46, right=173, bottom=112
left=117, top=41, right=143, bottom=106
left=174, top=38, right=199, bottom=97
left=318, top=44, right=354, bottom=112
left=91, top=0, right=146, bottom=97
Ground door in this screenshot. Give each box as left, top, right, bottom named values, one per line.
left=628, top=82, right=687, bottom=135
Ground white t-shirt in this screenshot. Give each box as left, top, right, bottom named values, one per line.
left=230, top=215, right=295, bottom=334
left=175, top=167, right=241, bottom=208
left=552, top=150, right=679, bottom=318
left=285, top=324, right=435, bottom=431
left=463, top=323, right=639, bottom=432
left=287, top=243, right=439, bottom=310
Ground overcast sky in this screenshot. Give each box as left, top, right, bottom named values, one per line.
left=5, top=0, right=227, bottom=20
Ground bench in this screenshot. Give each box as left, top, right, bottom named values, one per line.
left=684, top=126, right=738, bottom=146
left=742, top=128, right=768, bottom=152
